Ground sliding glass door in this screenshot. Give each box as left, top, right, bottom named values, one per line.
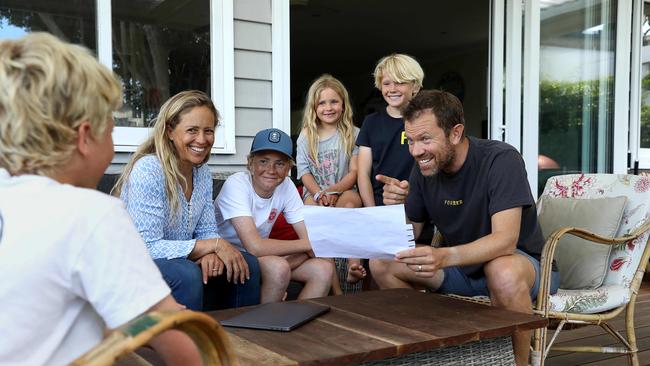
left=493, top=0, right=632, bottom=196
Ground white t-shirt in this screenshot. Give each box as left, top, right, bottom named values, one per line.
left=214, top=171, right=303, bottom=251
left=0, top=170, right=170, bottom=366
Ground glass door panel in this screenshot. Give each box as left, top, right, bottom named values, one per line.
left=537, top=0, right=617, bottom=193
left=640, top=2, right=650, bottom=152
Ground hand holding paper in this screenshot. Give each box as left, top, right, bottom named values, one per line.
left=302, top=204, right=414, bottom=259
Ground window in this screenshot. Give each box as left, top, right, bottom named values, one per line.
left=537, top=0, right=619, bottom=190
left=0, top=0, right=235, bottom=154
left=0, top=1, right=96, bottom=48
left=638, top=1, right=650, bottom=167
left=112, top=0, right=211, bottom=128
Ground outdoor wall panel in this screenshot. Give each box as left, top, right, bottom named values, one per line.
left=206, top=137, right=254, bottom=166
left=235, top=108, right=273, bottom=136
left=234, top=20, right=271, bottom=52
left=107, top=152, right=133, bottom=174
left=228, top=0, right=274, bottom=173
left=209, top=165, right=249, bottom=177
left=235, top=79, right=273, bottom=108
left=235, top=50, right=272, bottom=80
left=234, top=0, right=271, bottom=23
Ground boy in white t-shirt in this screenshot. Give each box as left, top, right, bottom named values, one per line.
left=0, top=33, right=199, bottom=365
left=215, top=128, right=334, bottom=303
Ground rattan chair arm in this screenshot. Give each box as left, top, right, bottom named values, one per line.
left=71, top=310, right=239, bottom=366
left=536, top=218, right=650, bottom=316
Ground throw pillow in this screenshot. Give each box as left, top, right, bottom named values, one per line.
left=537, top=195, right=627, bottom=289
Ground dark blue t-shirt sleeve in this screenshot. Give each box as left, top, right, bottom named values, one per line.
left=356, top=115, right=372, bottom=147
left=405, top=165, right=428, bottom=223
left=487, top=150, right=534, bottom=215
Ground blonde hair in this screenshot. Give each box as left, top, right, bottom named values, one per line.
left=300, top=74, right=355, bottom=167
left=0, top=32, right=121, bottom=176
left=114, top=90, right=219, bottom=215
left=373, top=53, right=424, bottom=91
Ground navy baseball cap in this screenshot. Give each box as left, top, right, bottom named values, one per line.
left=250, top=128, right=293, bottom=159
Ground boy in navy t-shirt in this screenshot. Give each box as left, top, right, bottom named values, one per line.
left=356, top=53, right=425, bottom=207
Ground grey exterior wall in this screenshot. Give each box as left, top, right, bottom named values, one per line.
left=109, top=0, right=274, bottom=176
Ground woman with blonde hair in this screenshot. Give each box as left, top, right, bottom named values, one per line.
left=114, top=90, right=259, bottom=310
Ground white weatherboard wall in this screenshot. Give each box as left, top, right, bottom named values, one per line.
left=110, top=0, right=274, bottom=176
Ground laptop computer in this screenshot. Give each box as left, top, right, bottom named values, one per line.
left=219, top=301, right=330, bottom=331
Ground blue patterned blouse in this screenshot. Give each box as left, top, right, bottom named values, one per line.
left=120, top=155, right=218, bottom=259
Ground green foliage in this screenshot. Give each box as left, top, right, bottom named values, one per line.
left=640, top=72, right=650, bottom=148
left=539, top=79, right=613, bottom=134
left=538, top=78, right=614, bottom=168
left=537, top=78, right=615, bottom=194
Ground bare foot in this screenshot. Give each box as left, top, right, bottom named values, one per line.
left=347, top=263, right=367, bottom=284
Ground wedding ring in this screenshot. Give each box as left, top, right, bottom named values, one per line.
left=417, top=265, right=422, bottom=272
left=212, top=268, right=218, bottom=272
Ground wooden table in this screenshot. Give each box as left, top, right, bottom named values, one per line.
left=208, top=289, right=547, bottom=365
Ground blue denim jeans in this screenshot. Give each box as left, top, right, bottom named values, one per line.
left=154, top=257, right=203, bottom=311
left=202, top=251, right=261, bottom=310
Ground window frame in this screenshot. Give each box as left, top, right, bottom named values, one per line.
left=96, top=0, right=236, bottom=154
left=633, top=0, right=650, bottom=169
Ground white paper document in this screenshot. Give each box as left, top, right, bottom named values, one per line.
left=302, top=204, right=415, bottom=259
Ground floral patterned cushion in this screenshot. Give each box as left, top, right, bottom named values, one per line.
left=548, top=285, right=629, bottom=314
left=540, top=174, right=650, bottom=313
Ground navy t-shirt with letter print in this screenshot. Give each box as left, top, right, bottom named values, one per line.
left=356, top=109, right=414, bottom=206
left=405, top=137, right=545, bottom=277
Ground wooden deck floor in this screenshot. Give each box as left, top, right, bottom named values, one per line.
left=546, top=279, right=650, bottom=365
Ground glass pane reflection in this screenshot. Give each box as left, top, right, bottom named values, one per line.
left=0, top=1, right=96, bottom=49
left=538, top=0, right=617, bottom=194
left=639, top=2, right=650, bottom=149
left=111, top=0, right=211, bottom=127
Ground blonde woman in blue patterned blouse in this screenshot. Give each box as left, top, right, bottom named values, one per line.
left=114, top=90, right=259, bottom=310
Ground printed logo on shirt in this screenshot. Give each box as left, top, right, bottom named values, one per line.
left=401, top=131, right=407, bottom=145
left=268, top=208, right=278, bottom=222
left=444, top=199, right=464, bottom=206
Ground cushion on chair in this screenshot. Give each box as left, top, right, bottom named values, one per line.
left=548, top=284, right=630, bottom=314
left=538, top=195, right=627, bottom=289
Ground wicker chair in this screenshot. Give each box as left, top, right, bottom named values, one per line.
left=532, top=174, right=650, bottom=366
left=71, top=310, right=239, bottom=366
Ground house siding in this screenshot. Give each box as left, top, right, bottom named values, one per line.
left=108, top=0, right=273, bottom=176
left=230, top=0, right=274, bottom=174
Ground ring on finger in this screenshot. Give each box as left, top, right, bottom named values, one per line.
left=417, top=264, right=422, bottom=272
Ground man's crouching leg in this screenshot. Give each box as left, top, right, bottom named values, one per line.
left=370, top=259, right=414, bottom=289
left=484, top=253, right=536, bottom=366
left=370, top=259, right=445, bottom=290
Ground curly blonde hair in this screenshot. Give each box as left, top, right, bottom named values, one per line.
left=300, top=74, right=355, bottom=167
left=0, top=33, right=121, bottom=176
left=113, top=90, right=219, bottom=216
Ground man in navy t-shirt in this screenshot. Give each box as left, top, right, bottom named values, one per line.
left=371, top=90, right=559, bottom=366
